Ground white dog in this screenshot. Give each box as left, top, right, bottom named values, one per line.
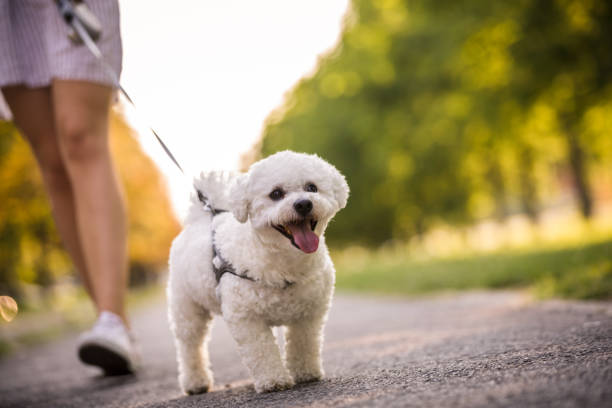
left=167, top=151, right=349, bottom=394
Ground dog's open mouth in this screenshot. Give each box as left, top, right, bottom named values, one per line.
left=273, top=219, right=319, bottom=253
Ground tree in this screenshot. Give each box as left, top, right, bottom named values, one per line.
left=257, top=0, right=612, bottom=247
left=508, top=0, right=612, bottom=217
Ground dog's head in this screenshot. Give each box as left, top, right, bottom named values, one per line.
left=229, top=151, right=349, bottom=253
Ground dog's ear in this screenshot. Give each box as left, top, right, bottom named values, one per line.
left=229, top=174, right=249, bottom=223
left=332, top=170, right=350, bottom=210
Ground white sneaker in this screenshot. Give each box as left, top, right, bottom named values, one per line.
left=77, top=311, right=140, bottom=375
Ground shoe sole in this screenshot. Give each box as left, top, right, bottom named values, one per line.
left=78, top=341, right=134, bottom=376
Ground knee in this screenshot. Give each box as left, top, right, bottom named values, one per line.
left=40, top=158, right=72, bottom=193
left=29, top=140, right=72, bottom=193
left=56, top=116, right=108, bottom=165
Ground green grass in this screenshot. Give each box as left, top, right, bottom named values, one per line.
left=334, top=238, right=612, bottom=300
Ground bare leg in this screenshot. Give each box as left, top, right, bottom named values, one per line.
left=2, top=85, right=95, bottom=300
left=51, top=80, right=128, bottom=323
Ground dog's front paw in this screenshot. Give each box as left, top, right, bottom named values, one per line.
left=293, top=369, right=324, bottom=384
left=180, top=373, right=212, bottom=395
left=185, top=384, right=209, bottom=395
left=254, top=375, right=295, bottom=393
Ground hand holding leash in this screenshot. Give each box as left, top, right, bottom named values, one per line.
left=56, top=0, right=102, bottom=44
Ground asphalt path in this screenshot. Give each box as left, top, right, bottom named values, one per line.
left=1, top=291, right=611, bottom=408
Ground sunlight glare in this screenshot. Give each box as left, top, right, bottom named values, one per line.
left=119, top=0, right=350, bottom=219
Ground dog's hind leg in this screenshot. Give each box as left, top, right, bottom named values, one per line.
left=168, top=295, right=214, bottom=395
left=286, top=317, right=325, bottom=383
left=225, top=318, right=294, bottom=393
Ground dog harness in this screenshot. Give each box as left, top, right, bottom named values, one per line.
left=211, top=230, right=257, bottom=284
left=197, top=189, right=294, bottom=289
left=196, top=190, right=256, bottom=284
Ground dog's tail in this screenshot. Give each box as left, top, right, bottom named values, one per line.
left=185, top=171, right=238, bottom=223
left=193, top=170, right=238, bottom=211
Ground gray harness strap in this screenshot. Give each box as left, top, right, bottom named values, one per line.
left=211, top=235, right=256, bottom=284
left=198, top=188, right=293, bottom=288
left=197, top=189, right=255, bottom=285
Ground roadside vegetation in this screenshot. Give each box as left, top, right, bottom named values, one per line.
left=336, top=238, right=612, bottom=299
left=334, top=215, right=612, bottom=300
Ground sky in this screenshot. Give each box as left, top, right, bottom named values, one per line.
left=118, top=0, right=350, bottom=218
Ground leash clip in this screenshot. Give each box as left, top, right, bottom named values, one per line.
left=56, top=0, right=102, bottom=44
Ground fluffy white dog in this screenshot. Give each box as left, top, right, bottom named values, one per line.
left=167, top=151, right=349, bottom=394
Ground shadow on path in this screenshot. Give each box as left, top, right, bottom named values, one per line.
left=1, top=292, right=611, bottom=408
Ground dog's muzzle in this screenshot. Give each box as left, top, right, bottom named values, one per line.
left=273, top=212, right=319, bottom=254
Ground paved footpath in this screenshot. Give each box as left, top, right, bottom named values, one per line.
left=1, top=291, right=611, bottom=408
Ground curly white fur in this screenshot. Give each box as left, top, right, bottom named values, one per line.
left=167, top=151, right=349, bottom=394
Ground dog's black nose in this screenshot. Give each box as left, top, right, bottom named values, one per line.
left=294, top=199, right=313, bottom=216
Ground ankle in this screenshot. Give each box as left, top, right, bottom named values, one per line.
left=97, top=308, right=130, bottom=329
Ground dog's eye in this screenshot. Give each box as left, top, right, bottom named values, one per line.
left=305, top=183, right=318, bottom=193
left=269, top=188, right=285, bottom=201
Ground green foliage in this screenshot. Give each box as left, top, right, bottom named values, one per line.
left=537, top=260, right=612, bottom=299
left=259, top=0, right=612, bottom=246
left=335, top=238, right=612, bottom=299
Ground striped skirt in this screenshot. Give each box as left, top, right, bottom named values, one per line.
left=0, top=0, right=123, bottom=118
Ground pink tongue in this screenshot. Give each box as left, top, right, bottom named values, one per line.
left=287, top=222, right=319, bottom=253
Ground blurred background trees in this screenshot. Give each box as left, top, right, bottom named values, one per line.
left=258, top=0, right=612, bottom=247
left=0, top=112, right=179, bottom=304
left=2, top=0, right=612, bottom=307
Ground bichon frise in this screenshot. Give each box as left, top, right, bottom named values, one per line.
left=167, top=151, right=349, bottom=394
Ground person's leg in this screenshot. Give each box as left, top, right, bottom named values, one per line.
left=2, top=85, right=95, bottom=300
left=51, top=80, right=129, bottom=324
